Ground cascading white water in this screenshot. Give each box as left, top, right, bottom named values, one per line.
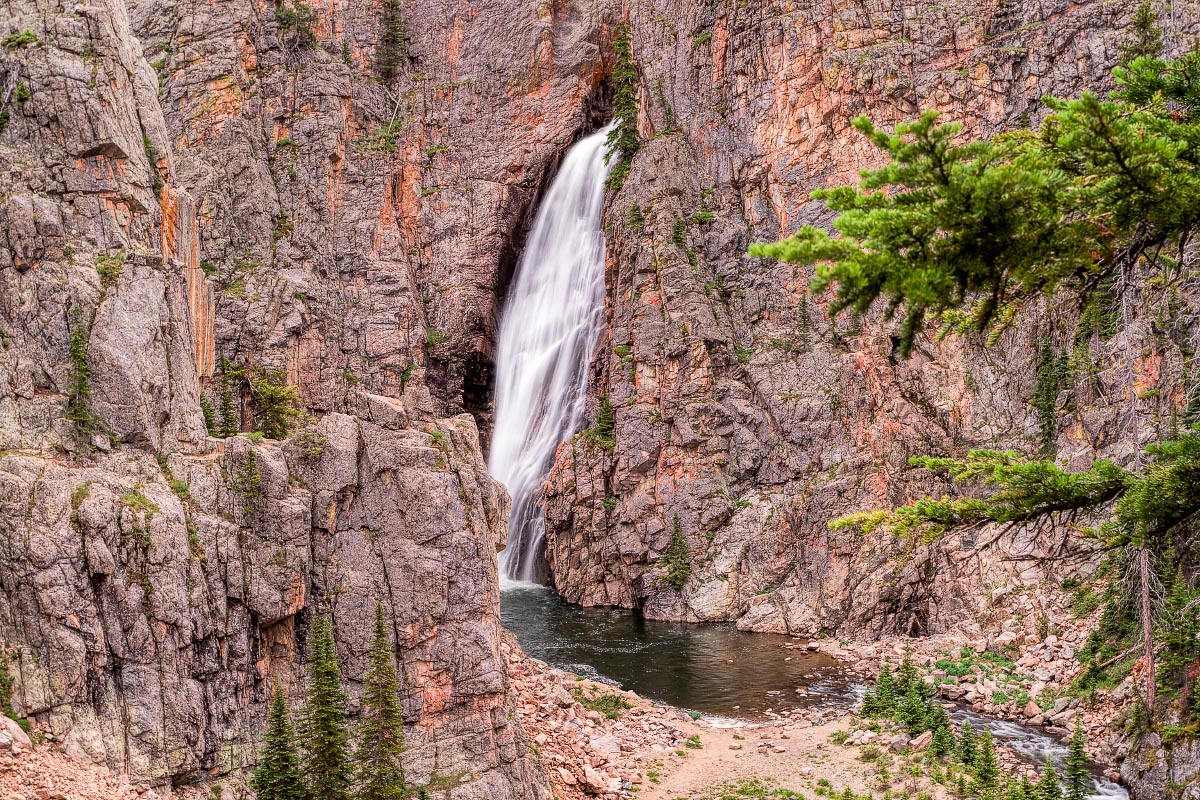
left=491, top=124, right=616, bottom=584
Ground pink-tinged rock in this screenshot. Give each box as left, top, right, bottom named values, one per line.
left=910, top=731, right=934, bottom=750
left=582, top=765, right=607, bottom=794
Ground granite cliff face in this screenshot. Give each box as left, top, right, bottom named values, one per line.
left=1, top=0, right=1198, bottom=794
left=0, top=0, right=623, bottom=792
left=543, top=0, right=1200, bottom=636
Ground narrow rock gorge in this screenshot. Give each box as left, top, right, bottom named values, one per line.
left=1, top=0, right=1199, bottom=798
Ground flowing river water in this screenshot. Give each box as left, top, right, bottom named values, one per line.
left=489, top=129, right=1128, bottom=800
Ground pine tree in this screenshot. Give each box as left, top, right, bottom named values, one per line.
left=924, top=697, right=950, bottom=732
left=199, top=393, right=217, bottom=435
left=875, top=664, right=896, bottom=713
left=354, top=603, right=407, bottom=800
left=1037, top=762, right=1062, bottom=800
left=303, top=615, right=352, bottom=800
left=1119, top=2, right=1163, bottom=65
left=374, top=0, right=407, bottom=80
left=957, top=720, right=977, bottom=766
left=1003, top=778, right=1030, bottom=800
left=930, top=723, right=956, bottom=760
left=895, top=654, right=920, bottom=695
left=1157, top=569, right=1200, bottom=710
left=897, top=686, right=928, bottom=734
left=860, top=687, right=881, bottom=716
left=974, top=730, right=1000, bottom=794
left=604, top=23, right=641, bottom=191
left=218, top=359, right=241, bottom=437
left=661, top=514, right=692, bottom=590
left=1063, top=724, right=1091, bottom=800
left=252, top=681, right=309, bottom=800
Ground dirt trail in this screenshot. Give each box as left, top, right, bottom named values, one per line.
left=645, top=717, right=937, bottom=800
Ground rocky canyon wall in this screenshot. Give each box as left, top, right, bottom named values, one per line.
left=0, top=0, right=637, bottom=793
left=543, top=0, right=1200, bottom=636
left=3, top=0, right=1200, bottom=793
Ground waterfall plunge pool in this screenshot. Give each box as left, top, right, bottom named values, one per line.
left=500, top=583, right=1128, bottom=799
left=501, top=581, right=866, bottom=719
left=488, top=123, right=1126, bottom=799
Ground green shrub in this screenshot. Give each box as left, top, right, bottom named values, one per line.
left=65, top=310, right=94, bottom=432
left=581, top=393, right=616, bottom=451
left=1071, top=587, right=1103, bottom=618
left=672, top=218, right=687, bottom=247
left=660, top=514, right=691, bottom=590
left=604, top=24, right=640, bottom=191
left=142, top=135, right=163, bottom=198
left=273, top=211, right=293, bottom=242
left=96, top=251, right=124, bottom=291
left=0, top=650, right=17, bottom=720
left=121, top=490, right=160, bottom=515
left=358, top=120, right=405, bottom=154
left=3, top=31, right=37, bottom=49
left=233, top=449, right=263, bottom=506
left=273, top=0, right=317, bottom=48
left=572, top=686, right=631, bottom=720
left=627, top=203, right=645, bottom=232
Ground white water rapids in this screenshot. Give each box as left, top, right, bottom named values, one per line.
left=491, top=124, right=615, bottom=583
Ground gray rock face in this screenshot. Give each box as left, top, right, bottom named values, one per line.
left=0, top=0, right=587, bottom=795
left=543, top=0, right=1200, bottom=636
left=129, top=0, right=617, bottom=424
left=0, top=403, right=548, bottom=796
left=1124, top=731, right=1200, bottom=799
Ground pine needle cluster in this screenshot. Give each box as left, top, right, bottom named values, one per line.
left=750, top=51, right=1200, bottom=358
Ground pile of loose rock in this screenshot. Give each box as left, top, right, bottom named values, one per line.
left=0, top=715, right=158, bottom=800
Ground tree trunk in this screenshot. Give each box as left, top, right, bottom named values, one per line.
left=1140, top=545, right=1156, bottom=713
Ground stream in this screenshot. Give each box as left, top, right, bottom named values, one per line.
left=502, top=582, right=1128, bottom=799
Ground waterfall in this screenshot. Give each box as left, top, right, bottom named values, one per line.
left=490, top=124, right=616, bottom=584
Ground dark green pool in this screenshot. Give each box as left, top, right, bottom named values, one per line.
left=500, top=582, right=861, bottom=719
